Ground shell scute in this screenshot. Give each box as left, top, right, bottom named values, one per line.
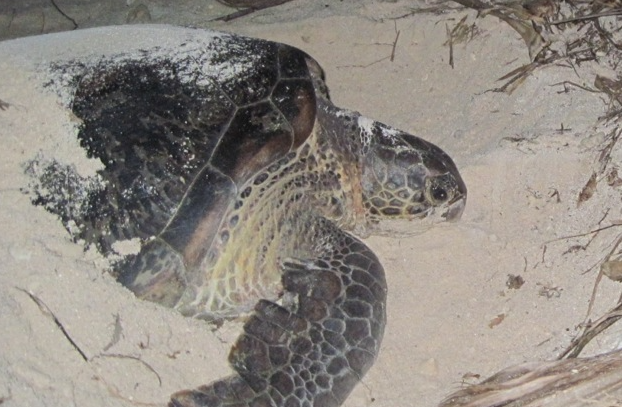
left=159, top=167, right=235, bottom=258
left=271, top=79, right=316, bottom=149
left=72, top=61, right=237, bottom=249
left=217, top=43, right=279, bottom=106
left=210, top=101, right=295, bottom=184
left=44, top=36, right=319, bottom=258
left=278, top=45, right=311, bottom=79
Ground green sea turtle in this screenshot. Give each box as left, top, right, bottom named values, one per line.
left=28, top=28, right=466, bottom=407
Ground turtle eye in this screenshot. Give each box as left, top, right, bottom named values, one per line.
left=431, top=185, right=448, bottom=203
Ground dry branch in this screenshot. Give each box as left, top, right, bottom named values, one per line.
left=440, top=350, right=622, bottom=406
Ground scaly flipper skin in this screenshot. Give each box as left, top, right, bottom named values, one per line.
left=170, top=217, right=386, bottom=407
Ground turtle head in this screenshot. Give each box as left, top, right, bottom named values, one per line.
left=358, top=117, right=467, bottom=234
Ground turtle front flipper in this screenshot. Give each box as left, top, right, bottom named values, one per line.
left=169, top=222, right=387, bottom=407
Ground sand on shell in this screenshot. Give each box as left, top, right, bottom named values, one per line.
left=1, top=2, right=622, bottom=407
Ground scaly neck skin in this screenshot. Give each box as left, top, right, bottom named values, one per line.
left=176, top=114, right=365, bottom=320
left=314, top=99, right=370, bottom=235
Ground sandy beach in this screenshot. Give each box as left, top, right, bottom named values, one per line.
left=1, top=1, right=622, bottom=406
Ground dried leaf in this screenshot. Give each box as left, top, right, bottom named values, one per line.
left=440, top=350, right=622, bottom=407
left=506, top=274, right=525, bottom=289
left=488, top=313, right=506, bottom=328
left=496, top=9, right=547, bottom=60
left=538, top=284, right=562, bottom=298
left=462, top=372, right=481, bottom=381
left=606, top=168, right=622, bottom=187
left=217, top=0, right=292, bottom=7
left=577, top=172, right=597, bottom=206
left=444, top=15, right=479, bottom=47
left=522, top=0, right=559, bottom=21
left=102, top=313, right=123, bottom=352
left=594, top=74, right=622, bottom=95
left=451, top=0, right=547, bottom=60
left=601, top=260, right=622, bottom=282
left=495, top=61, right=541, bottom=93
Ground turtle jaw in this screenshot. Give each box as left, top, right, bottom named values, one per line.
left=444, top=192, right=467, bottom=222
left=424, top=158, right=467, bottom=223
left=444, top=164, right=467, bottom=222
left=408, top=132, right=467, bottom=222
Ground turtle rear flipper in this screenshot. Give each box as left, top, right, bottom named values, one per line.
left=170, top=225, right=387, bottom=407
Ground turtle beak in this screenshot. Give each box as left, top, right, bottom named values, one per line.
left=411, top=135, right=467, bottom=223
left=444, top=193, right=466, bottom=222
left=445, top=168, right=467, bottom=222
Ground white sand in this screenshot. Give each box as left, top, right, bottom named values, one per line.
left=1, top=3, right=622, bottom=407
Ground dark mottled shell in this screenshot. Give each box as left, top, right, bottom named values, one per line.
left=69, top=35, right=316, bottom=256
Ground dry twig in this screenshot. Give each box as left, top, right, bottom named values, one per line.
left=17, top=287, right=88, bottom=361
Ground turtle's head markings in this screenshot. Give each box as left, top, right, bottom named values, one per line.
left=357, top=117, right=467, bottom=229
